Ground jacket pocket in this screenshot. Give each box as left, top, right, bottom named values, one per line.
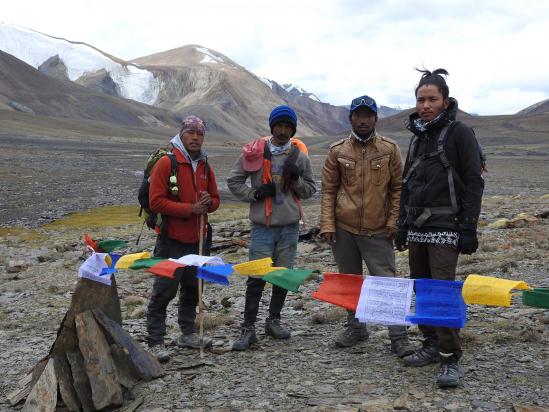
left=337, top=157, right=357, bottom=186
left=370, top=156, right=389, bottom=186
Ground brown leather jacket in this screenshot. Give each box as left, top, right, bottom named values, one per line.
left=320, top=132, right=403, bottom=235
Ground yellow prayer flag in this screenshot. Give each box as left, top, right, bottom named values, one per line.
left=462, top=274, right=530, bottom=307
left=233, top=257, right=286, bottom=276
left=115, top=251, right=151, bottom=269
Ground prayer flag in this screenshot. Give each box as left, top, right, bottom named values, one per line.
left=170, top=254, right=225, bottom=267
left=148, top=260, right=186, bottom=279
left=263, top=269, right=317, bottom=292
left=522, top=288, right=549, bottom=309
left=115, top=252, right=151, bottom=269
left=462, top=274, right=530, bottom=307
left=97, top=239, right=128, bottom=253
left=311, top=273, right=363, bottom=311
left=356, top=276, right=414, bottom=326
left=83, top=233, right=100, bottom=252
left=129, top=258, right=167, bottom=270
left=100, top=253, right=121, bottom=276
left=79, top=252, right=112, bottom=286
left=233, top=257, right=286, bottom=276
left=196, top=264, right=234, bottom=286
left=406, top=279, right=467, bottom=328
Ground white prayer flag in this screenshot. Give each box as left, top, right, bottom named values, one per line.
left=169, top=254, right=225, bottom=267
left=355, top=276, right=414, bottom=326
left=78, top=252, right=112, bottom=286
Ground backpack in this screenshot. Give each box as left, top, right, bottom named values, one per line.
left=136, top=147, right=179, bottom=244
left=402, top=121, right=486, bottom=227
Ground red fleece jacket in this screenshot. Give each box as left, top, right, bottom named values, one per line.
left=149, top=147, right=220, bottom=244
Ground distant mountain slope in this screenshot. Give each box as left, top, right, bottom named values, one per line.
left=0, top=50, right=175, bottom=127
left=132, top=45, right=320, bottom=137
left=518, top=99, right=549, bottom=116
left=0, top=23, right=158, bottom=104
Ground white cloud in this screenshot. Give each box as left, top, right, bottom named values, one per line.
left=1, top=0, right=548, bottom=115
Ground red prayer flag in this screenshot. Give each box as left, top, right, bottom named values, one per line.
left=148, top=260, right=186, bottom=279
left=312, top=272, right=364, bottom=311
left=83, top=233, right=101, bottom=252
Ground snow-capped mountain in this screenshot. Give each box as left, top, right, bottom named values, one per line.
left=0, top=23, right=158, bottom=105
left=0, top=23, right=401, bottom=137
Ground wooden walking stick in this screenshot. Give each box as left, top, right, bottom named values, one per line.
left=198, top=213, right=205, bottom=358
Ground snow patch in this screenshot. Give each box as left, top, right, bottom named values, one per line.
left=0, top=23, right=159, bottom=105
left=196, top=46, right=224, bottom=64
left=260, top=77, right=274, bottom=89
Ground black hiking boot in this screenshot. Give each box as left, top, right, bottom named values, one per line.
left=232, top=326, right=258, bottom=351
left=334, top=322, right=369, bottom=348
left=390, top=337, right=415, bottom=358
left=436, top=354, right=461, bottom=388
left=265, top=318, right=291, bottom=339
left=402, top=343, right=440, bottom=366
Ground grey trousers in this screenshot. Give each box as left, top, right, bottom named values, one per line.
left=332, top=226, right=408, bottom=341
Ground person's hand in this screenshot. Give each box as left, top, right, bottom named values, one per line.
left=459, top=228, right=478, bottom=255
left=386, top=226, right=397, bottom=241
left=191, top=202, right=208, bottom=215
left=320, top=232, right=336, bottom=245
left=395, top=228, right=408, bottom=251
left=283, top=163, right=300, bottom=181
left=199, top=191, right=212, bottom=206
left=254, top=183, right=276, bottom=200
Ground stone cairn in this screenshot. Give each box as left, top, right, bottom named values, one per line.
left=8, top=277, right=163, bottom=411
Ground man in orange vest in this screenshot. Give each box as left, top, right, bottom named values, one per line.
left=227, top=105, right=316, bottom=350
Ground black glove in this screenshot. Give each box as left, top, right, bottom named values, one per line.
left=394, top=227, right=408, bottom=251
left=283, top=163, right=300, bottom=181
left=254, top=183, right=276, bottom=200
left=459, top=228, right=478, bottom=255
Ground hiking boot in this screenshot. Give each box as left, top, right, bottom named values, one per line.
left=402, top=343, right=440, bottom=366
left=265, top=318, right=291, bottom=339
left=232, top=327, right=258, bottom=351
left=390, top=338, right=415, bottom=358
left=176, top=333, right=212, bottom=349
left=334, top=323, right=369, bottom=348
left=436, top=354, right=461, bottom=388
left=149, top=344, right=170, bottom=363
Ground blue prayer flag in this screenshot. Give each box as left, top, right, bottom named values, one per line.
left=406, top=279, right=467, bottom=328
left=196, top=264, right=234, bottom=286
left=100, top=253, right=121, bottom=276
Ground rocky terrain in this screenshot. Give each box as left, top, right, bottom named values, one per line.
left=1, top=133, right=548, bottom=411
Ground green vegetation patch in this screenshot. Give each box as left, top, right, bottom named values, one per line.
left=43, top=205, right=141, bottom=229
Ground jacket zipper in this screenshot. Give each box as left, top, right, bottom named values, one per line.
left=359, top=145, right=366, bottom=232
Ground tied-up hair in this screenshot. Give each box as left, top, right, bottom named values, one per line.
left=415, top=68, right=449, bottom=99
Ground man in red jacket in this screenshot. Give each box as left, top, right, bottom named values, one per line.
left=146, top=115, right=220, bottom=362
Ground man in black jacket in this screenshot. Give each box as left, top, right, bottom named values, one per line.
left=395, top=68, right=484, bottom=388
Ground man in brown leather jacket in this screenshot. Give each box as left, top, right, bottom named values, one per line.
left=319, top=95, right=414, bottom=358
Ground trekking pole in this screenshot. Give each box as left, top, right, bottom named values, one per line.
left=198, top=214, right=205, bottom=358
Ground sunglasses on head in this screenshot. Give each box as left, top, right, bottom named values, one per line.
left=351, top=96, right=375, bottom=108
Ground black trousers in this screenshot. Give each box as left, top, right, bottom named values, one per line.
left=242, top=277, right=288, bottom=327
left=146, top=236, right=209, bottom=346
left=409, top=242, right=462, bottom=358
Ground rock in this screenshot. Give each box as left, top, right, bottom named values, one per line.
left=7, top=260, right=28, bottom=273
left=471, top=400, right=500, bottom=411
left=393, top=392, right=410, bottom=410
left=128, top=306, right=147, bottom=319
left=507, top=213, right=538, bottom=228
left=513, top=405, right=549, bottom=412
left=488, top=218, right=509, bottom=229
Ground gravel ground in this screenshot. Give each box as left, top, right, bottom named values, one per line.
left=0, top=133, right=548, bottom=411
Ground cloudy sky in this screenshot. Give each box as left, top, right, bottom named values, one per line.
left=2, top=0, right=548, bottom=115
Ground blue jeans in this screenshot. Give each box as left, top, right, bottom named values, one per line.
left=242, top=223, right=299, bottom=327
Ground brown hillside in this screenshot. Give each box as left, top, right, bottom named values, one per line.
left=0, top=50, right=176, bottom=128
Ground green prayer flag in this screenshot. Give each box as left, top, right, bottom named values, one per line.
left=129, top=258, right=167, bottom=270
left=263, top=269, right=317, bottom=292
left=522, top=288, right=549, bottom=308
left=97, top=239, right=128, bottom=253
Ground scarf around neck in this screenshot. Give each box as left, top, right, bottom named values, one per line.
left=268, top=138, right=292, bottom=155
left=413, top=111, right=446, bottom=133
